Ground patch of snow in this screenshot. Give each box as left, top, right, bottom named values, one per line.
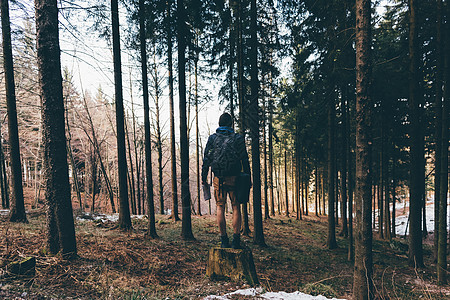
left=76, top=213, right=148, bottom=223
left=203, top=288, right=346, bottom=300
left=133, top=214, right=147, bottom=220
left=394, top=199, right=450, bottom=236
left=76, top=213, right=119, bottom=222
left=0, top=209, right=9, bottom=216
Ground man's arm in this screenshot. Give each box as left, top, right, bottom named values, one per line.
left=201, top=135, right=215, bottom=184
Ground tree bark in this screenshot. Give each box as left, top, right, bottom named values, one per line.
left=1, top=0, right=27, bottom=223
left=125, top=116, right=137, bottom=215
left=111, top=0, right=131, bottom=229
left=89, top=151, right=98, bottom=213
left=166, top=0, right=179, bottom=221
left=407, top=0, right=424, bottom=267
left=433, top=0, right=443, bottom=262
left=378, top=152, right=384, bottom=238
left=35, top=0, right=76, bottom=257
left=340, top=96, right=348, bottom=237
left=285, top=148, right=289, bottom=217
left=322, top=167, right=326, bottom=216
left=150, top=51, right=164, bottom=215
left=250, top=0, right=265, bottom=247
left=303, top=157, right=308, bottom=216
left=139, top=0, right=157, bottom=238
left=437, top=1, right=449, bottom=282
left=65, top=106, right=83, bottom=212
left=131, top=89, right=142, bottom=215
left=348, top=106, right=354, bottom=261
left=236, top=0, right=251, bottom=236
left=0, top=134, right=8, bottom=209
left=177, top=0, right=194, bottom=240
left=229, top=1, right=235, bottom=121
left=263, top=98, right=269, bottom=219
left=268, top=97, right=275, bottom=217
left=353, top=0, right=373, bottom=297
left=383, top=128, right=391, bottom=240
left=327, top=99, right=337, bottom=249
left=195, top=39, right=201, bottom=216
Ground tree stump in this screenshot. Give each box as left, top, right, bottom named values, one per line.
left=206, top=247, right=258, bottom=285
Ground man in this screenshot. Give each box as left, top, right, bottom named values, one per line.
left=201, top=112, right=251, bottom=248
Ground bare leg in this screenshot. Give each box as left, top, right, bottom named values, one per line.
left=217, top=205, right=227, bottom=235
left=232, top=203, right=241, bottom=235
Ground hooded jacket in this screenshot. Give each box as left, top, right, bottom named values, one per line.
left=201, top=126, right=251, bottom=183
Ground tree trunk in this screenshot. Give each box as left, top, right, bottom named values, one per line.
left=1, top=0, right=27, bottom=223
left=276, top=154, right=282, bottom=215
left=167, top=0, right=179, bottom=221
left=295, top=116, right=302, bottom=220
left=263, top=98, right=269, bottom=220
left=378, top=152, right=384, bottom=238
left=340, top=96, right=348, bottom=237
left=35, top=0, right=76, bottom=257
left=353, top=0, right=373, bottom=297
left=250, top=0, right=265, bottom=247
left=433, top=0, right=443, bottom=261
left=0, top=134, right=8, bottom=209
left=131, top=90, right=142, bottom=215
left=383, top=129, right=391, bottom=240
left=125, top=116, right=137, bottom=215
left=229, top=0, right=235, bottom=121
left=437, top=2, right=449, bottom=282
left=322, top=168, right=326, bottom=216
left=139, top=0, right=157, bottom=238
left=407, top=0, right=424, bottom=267
left=285, top=148, right=289, bottom=217
left=177, top=0, right=194, bottom=240
left=111, top=0, right=131, bottom=229
left=65, top=108, right=82, bottom=212
left=348, top=107, right=354, bottom=261
left=268, top=97, right=275, bottom=217
left=236, top=0, right=251, bottom=236
left=327, top=98, right=337, bottom=249
left=195, top=40, right=201, bottom=216
left=305, top=158, right=309, bottom=216
left=150, top=51, right=165, bottom=215
left=372, top=185, right=376, bottom=229
left=391, top=151, right=396, bottom=238
left=335, top=161, right=338, bottom=225
left=315, top=163, right=318, bottom=217
left=318, top=167, right=321, bottom=215
left=292, top=154, right=297, bottom=215
left=90, top=151, right=98, bottom=213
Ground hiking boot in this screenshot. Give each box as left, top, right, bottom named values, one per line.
left=220, top=235, right=230, bottom=248
left=232, top=233, right=242, bottom=249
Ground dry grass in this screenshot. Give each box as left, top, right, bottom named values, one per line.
left=0, top=210, right=449, bottom=299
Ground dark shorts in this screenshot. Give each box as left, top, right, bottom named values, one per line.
left=213, top=176, right=238, bottom=207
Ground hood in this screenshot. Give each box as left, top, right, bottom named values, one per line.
left=216, top=126, right=234, bottom=135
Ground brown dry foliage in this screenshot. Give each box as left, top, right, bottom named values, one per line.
left=1, top=211, right=449, bottom=299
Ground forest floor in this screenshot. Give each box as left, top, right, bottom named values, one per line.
left=0, top=209, right=449, bottom=300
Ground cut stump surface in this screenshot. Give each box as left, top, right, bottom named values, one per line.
left=206, top=247, right=258, bottom=285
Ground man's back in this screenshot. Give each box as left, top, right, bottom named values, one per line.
left=202, top=126, right=250, bottom=181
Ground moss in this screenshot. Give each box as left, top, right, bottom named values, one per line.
left=301, top=282, right=337, bottom=298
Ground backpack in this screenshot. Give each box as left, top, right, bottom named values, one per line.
left=210, top=133, right=241, bottom=178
